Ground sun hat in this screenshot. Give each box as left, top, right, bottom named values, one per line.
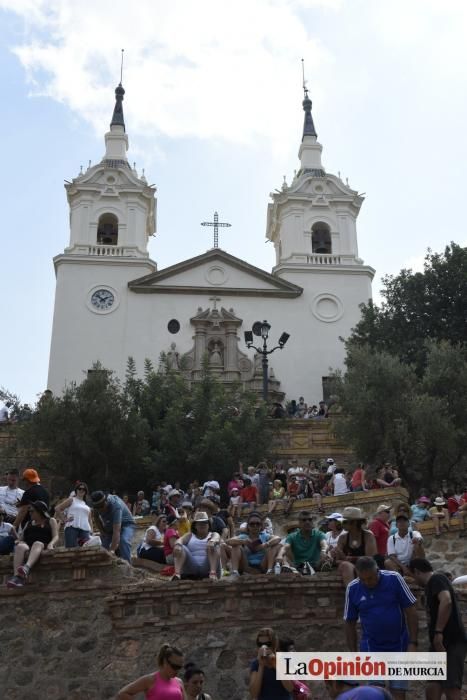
left=342, top=506, right=366, bottom=521
left=22, top=468, right=40, bottom=483
left=90, top=491, right=107, bottom=507
left=418, top=496, right=430, bottom=504
left=326, top=458, right=335, bottom=464
left=326, top=512, right=343, bottom=521
left=205, top=480, right=220, bottom=490
left=231, top=487, right=239, bottom=493
left=376, top=504, right=392, bottom=514
left=192, top=511, right=209, bottom=523
left=168, top=489, right=180, bottom=499
left=434, top=497, right=445, bottom=506
left=181, top=501, right=193, bottom=508
left=30, top=500, right=51, bottom=518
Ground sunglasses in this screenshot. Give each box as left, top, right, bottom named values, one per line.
left=256, top=640, right=272, bottom=647
left=299, top=517, right=313, bottom=522
left=167, top=659, right=183, bottom=671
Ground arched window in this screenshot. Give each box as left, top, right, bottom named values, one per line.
left=97, top=213, right=118, bottom=245
left=311, top=222, right=332, bottom=254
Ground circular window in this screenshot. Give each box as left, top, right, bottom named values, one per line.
left=311, top=293, right=344, bottom=323
left=168, top=319, right=180, bottom=334
left=106, top=176, right=116, bottom=184
left=205, top=265, right=228, bottom=285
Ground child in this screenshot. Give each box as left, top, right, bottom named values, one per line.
left=228, top=487, right=242, bottom=518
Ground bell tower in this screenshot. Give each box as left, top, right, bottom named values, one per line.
left=47, top=83, right=157, bottom=394
left=266, top=89, right=370, bottom=272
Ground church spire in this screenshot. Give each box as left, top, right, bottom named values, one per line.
left=302, top=88, right=317, bottom=140
left=110, top=82, right=126, bottom=131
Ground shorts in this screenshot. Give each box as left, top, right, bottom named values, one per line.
left=180, top=545, right=220, bottom=578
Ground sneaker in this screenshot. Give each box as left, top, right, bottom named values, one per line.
left=6, top=576, right=24, bottom=588
left=17, top=564, right=30, bottom=579
left=208, top=571, right=218, bottom=581
left=229, top=570, right=240, bottom=578
left=170, top=573, right=181, bottom=581
left=301, top=562, right=316, bottom=576
left=281, top=564, right=298, bottom=574
left=266, top=568, right=274, bottom=574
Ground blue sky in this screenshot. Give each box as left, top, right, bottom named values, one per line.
left=1, top=0, right=467, bottom=404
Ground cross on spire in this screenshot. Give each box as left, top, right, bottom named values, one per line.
left=201, top=211, right=231, bottom=249
left=209, top=296, right=221, bottom=310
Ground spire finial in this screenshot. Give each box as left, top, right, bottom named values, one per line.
left=301, top=59, right=317, bottom=140
left=110, top=50, right=126, bottom=131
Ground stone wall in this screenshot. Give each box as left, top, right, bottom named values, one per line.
left=0, top=547, right=466, bottom=700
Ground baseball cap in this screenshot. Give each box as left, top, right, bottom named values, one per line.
left=22, top=468, right=40, bottom=483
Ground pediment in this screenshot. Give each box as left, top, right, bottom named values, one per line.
left=128, top=249, right=302, bottom=298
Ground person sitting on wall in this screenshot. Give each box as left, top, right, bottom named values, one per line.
left=54, top=481, right=92, bottom=548
left=410, top=495, right=431, bottom=523
left=6, top=500, right=59, bottom=588
left=280, top=510, right=331, bottom=575
left=0, top=469, right=24, bottom=524
left=334, top=507, right=377, bottom=586
left=171, top=511, right=221, bottom=581
left=384, top=514, right=424, bottom=576
left=240, top=478, right=258, bottom=511
left=13, top=468, right=49, bottom=531
left=0, top=509, right=18, bottom=556
left=227, top=512, right=281, bottom=577
left=136, top=513, right=168, bottom=564
left=132, top=490, right=150, bottom=517
left=429, top=497, right=450, bottom=537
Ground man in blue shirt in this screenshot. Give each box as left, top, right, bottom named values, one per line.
left=344, top=556, right=418, bottom=700
left=91, top=491, right=135, bottom=562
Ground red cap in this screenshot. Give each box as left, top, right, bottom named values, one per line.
left=22, top=468, right=40, bottom=483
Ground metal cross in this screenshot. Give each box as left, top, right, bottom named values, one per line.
left=201, top=211, right=231, bottom=249
left=209, top=296, right=221, bottom=310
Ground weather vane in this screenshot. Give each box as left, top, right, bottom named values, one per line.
left=201, top=211, right=232, bottom=249
left=301, top=58, right=308, bottom=98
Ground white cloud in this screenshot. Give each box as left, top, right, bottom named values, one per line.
left=1, top=0, right=340, bottom=155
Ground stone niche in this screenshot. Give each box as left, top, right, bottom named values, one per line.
left=177, top=305, right=284, bottom=402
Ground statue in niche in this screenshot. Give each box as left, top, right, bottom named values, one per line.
left=167, top=342, right=180, bottom=370
left=209, top=341, right=223, bottom=368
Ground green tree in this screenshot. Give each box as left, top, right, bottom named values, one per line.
left=332, top=342, right=467, bottom=493
left=349, top=243, right=467, bottom=373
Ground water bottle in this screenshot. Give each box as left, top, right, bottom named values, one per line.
left=274, top=561, right=281, bottom=575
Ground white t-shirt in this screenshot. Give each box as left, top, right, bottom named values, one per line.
left=186, top=533, right=210, bottom=565
left=333, top=473, right=349, bottom=496
left=325, top=530, right=341, bottom=548
left=64, top=497, right=91, bottom=532
left=387, top=530, right=422, bottom=565
left=140, top=525, right=162, bottom=551
left=0, top=485, right=25, bottom=517
left=0, top=521, right=13, bottom=538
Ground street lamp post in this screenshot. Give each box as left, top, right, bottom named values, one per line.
left=244, top=321, right=290, bottom=402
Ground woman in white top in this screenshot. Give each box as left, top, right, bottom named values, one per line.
left=137, top=514, right=167, bottom=564
left=172, top=511, right=221, bottom=581
left=324, top=513, right=344, bottom=562
left=332, top=468, right=349, bottom=496
left=55, top=482, right=92, bottom=547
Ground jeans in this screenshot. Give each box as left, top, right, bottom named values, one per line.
left=64, top=526, right=91, bottom=548
left=0, top=535, right=15, bottom=555
left=102, top=525, right=135, bottom=563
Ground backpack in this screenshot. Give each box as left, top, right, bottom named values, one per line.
left=392, top=531, right=413, bottom=546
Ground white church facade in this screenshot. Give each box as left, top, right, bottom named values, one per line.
left=47, top=83, right=374, bottom=404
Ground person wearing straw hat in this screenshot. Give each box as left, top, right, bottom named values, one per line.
left=171, top=511, right=221, bottom=581
left=429, top=497, right=450, bottom=537
left=6, top=500, right=59, bottom=588
left=335, top=507, right=377, bottom=586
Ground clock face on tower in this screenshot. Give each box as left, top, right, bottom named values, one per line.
left=90, top=289, right=115, bottom=310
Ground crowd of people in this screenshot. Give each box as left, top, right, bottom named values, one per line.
left=270, top=398, right=330, bottom=419
left=0, top=463, right=466, bottom=698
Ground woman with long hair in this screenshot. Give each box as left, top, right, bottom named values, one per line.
left=250, top=627, right=293, bottom=700
left=116, top=643, right=185, bottom=699
left=55, top=481, right=92, bottom=548
left=7, top=500, right=59, bottom=588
